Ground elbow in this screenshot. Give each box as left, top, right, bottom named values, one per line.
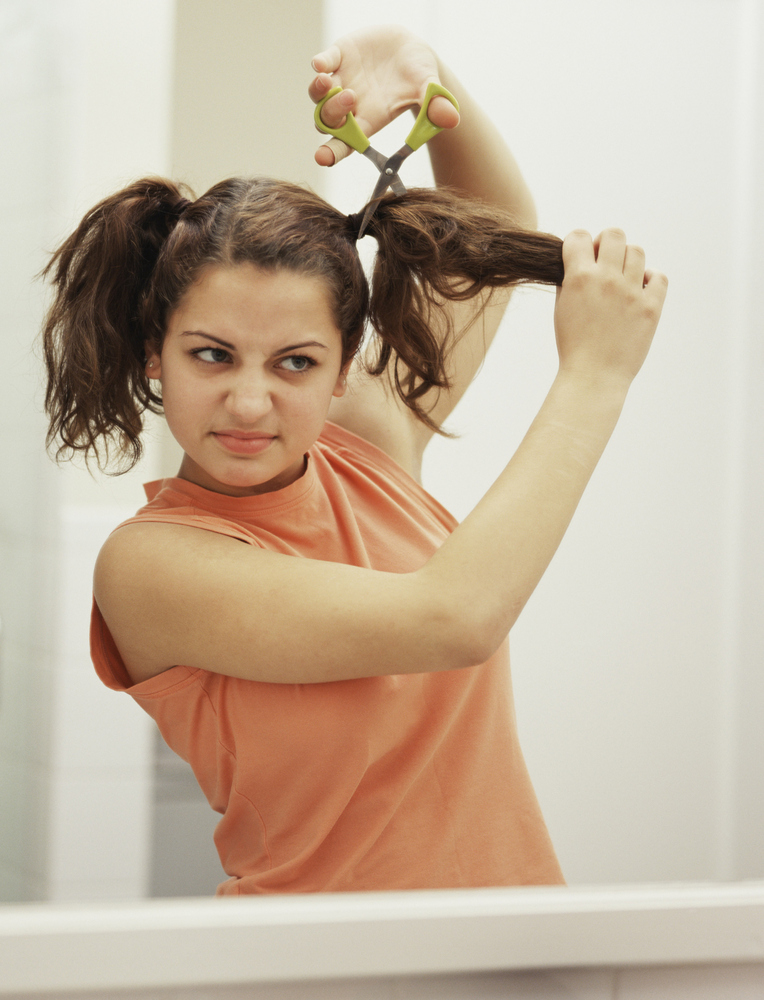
left=450, top=589, right=528, bottom=668
left=461, top=610, right=515, bottom=668
left=419, top=585, right=512, bottom=672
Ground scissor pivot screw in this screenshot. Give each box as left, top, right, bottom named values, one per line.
left=385, top=167, right=393, bottom=175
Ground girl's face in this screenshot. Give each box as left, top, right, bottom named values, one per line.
left=146, top=264, right=348, bottom=497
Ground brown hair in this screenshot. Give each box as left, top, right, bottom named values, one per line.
left=42, top=176, right=563, bottom=471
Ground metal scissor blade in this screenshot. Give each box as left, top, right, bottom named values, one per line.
left=361, top=148, right=406, bottom=195
left=357, top=147, right=413, bottom=238
left=357, top=178, right=392, bottom=238
left=356, top=199, right=381, bottom=240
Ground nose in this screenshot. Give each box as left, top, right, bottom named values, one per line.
left=223, top=370, right=274, bottom=423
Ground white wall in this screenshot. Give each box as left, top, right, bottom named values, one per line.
left=0, top=0, right=61, bottom=903
left=322, top=0, right=764, bottom=884
left=0, top=0, right=174, bottom=901
left=728, top=0, right=764, bottom=882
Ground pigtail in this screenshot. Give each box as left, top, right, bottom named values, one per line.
left=365, top=188, right=564, bottom=431
left=42, top=178, right=192, bottom=470
left=42, top=173, right=565, bottom=467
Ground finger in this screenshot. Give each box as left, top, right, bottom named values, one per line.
left=623, top=244, right=646, bottom=283
left=594, top=227, right=627, bottom=268
left=426, top=94, right=460, bottom=130
left=561, top=229, right=594, bottom=276
left=310, top=44, right=342, bottom=75
left=643, top=268, right=669, bottom=306
left=314, top=88, right=356, bottom=130
left=315, top=137, right=352, bottom=167
left=308, top=72, right=335, bottom=106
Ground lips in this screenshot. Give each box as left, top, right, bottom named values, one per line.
left=212, top=431, right=276, bottom=455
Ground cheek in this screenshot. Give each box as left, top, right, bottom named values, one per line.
left=157, top=371, right=184, bottom=413
left=158, top=363, right=215, bottom=426
left=290, top=384, right=331, bottom=419
left=283, top=378, right=338, bottom=431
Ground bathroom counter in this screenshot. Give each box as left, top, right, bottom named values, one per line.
left=1, top=882, right=764, bottom=994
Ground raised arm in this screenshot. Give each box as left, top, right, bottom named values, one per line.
left=309, top=27, right=534, bottom=226
left=416, top=57, right=538, bottom=432
left=311, top=27, right=538, bottom=470
left=95, top=229, right=667, bottom=686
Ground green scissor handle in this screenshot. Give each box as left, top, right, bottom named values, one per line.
left=404, top=81, right=460, bottom=151
left=314, top=86, right=370, bottom=154
left=315, top=81, right=460, bottom=156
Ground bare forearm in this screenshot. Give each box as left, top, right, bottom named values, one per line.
left=420, top=371, right=629, bottom=663
left=419, top=222, right=667, bottom=666
left=428, top=60, right=537, bottom=228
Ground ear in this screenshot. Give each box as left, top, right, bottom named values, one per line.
left=144, top=341, right=162, bottom=379
left=332, top=363, right=351, bottom=398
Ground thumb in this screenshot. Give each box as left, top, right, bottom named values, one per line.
left=425, top=94, right=460, bottom=130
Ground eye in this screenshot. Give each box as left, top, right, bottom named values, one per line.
left=279, top=355, right=317, bottom=373
left=192, top=347, right=231, bottom=364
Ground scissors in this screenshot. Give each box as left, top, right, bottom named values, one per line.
left=314, top=81, right=460, bottom=238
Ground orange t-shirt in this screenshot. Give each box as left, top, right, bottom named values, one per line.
left=91, top=421, right=563, bottom=894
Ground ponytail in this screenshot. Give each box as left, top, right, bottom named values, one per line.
left=42, top=178, right=191, bottom=469
left=42, top=175, right=564, bottom=471
left=365, top=188, right=564, bottom=431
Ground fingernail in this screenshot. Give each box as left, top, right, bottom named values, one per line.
left=311, top=59, right=318, bottom=71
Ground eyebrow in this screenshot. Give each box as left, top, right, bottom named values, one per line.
left=180, top=331, right=236, bottom=349
left=277, top=341, right=330, bottom=355
left=180, top=332, right=329, bottom=354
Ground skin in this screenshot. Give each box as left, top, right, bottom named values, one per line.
left=94, top=29, right=668, bottom=688
left=144, top=265, right=349, bottom=497
left=312, top=26, right=538, bottom=474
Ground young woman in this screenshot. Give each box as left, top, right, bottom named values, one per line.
left=43, top=26, right=667, bottom=895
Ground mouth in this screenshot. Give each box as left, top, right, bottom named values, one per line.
left=212, top=431, right=276, bottom=456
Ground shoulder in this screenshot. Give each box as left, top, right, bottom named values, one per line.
left=94, top=521, right=249, bottom=684
left=95, top=519, right=248, bottom=595
left=97, top=519, right=184, bottom=564
left=93, top=523, right=167, bottom=683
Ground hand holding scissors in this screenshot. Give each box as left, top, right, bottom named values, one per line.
left=314, top=81, right=460, bottom=237
left=309, top=27, right=460, bottom=237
